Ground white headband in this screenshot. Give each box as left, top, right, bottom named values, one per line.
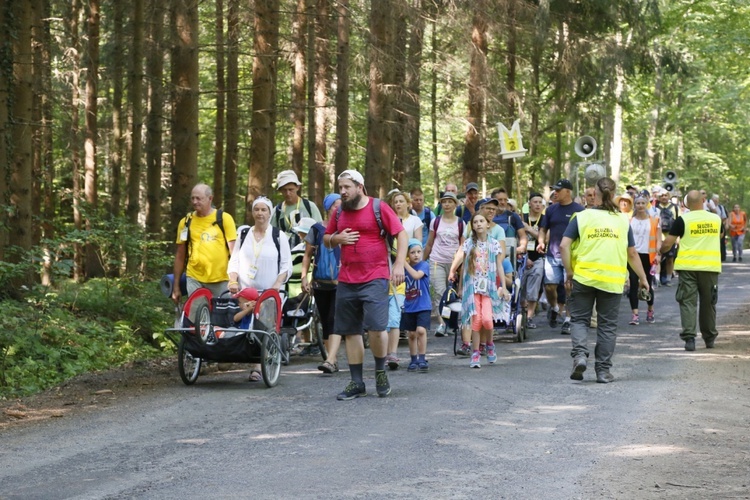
left=252, top=196, right=273, bottom=211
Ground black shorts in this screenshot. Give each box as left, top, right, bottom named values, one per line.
left=333, top=279, right=389, bottom=335
left=400, top=310, right=431, bottom=332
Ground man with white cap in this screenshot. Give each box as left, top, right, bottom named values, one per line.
left=272, top=169, right=323, bottom=247
left=324, top=169, right=407, bottom=400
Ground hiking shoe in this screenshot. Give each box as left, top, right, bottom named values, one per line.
left=561, top=320, right=571, bottom=335
left=646, top=311, right=655, bottom=324
left=684, top=338, right=696, bottom=351
left=570, top=357, right=587, bottom=381
left=470, top=351, right=481, bottom=369
left=435, top=324, right=447, bottom=337
left=705, top=338, right=716, bottom=348
left=375, top=370, right=391, bottom=397
left=527, top=317, right=537, bottom=329
left=418, top=361, right=429, bottom=373
left=487, top=344, right=497, bottom=364
left=407, top=361, right=419, bottom=372
left=456, top=343, right=472, bottom=356
left=596, top=371, right=615, bottom=384
left=479, top=343, right=487, bottom=356
left=386, top=355, right=400, bottom=371
left=549, top=307, right=559, bottom=327
left=629, top=314, right=639, bottom=325
left=337, top=381, right=366, bottom=401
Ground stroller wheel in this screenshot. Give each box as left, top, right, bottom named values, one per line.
left=260, top=333, right=282, bottom=387
left=178, top=337, right=201, bottom=385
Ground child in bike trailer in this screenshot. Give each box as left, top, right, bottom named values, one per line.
left=449, top=212, right=510, bottom=369
left=401, top=239, right=431, bottom=372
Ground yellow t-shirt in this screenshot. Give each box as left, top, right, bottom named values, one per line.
left=176, top=210, right=238, bottom=283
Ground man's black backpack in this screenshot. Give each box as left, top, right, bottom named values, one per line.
left=659, top=203, right=678, bottom=232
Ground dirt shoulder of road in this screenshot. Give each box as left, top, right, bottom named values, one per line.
left=0, top=358, right=178, bottom=430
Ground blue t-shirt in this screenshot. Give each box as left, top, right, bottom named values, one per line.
left=493, top=210, right=525, bottom=238
left=404, top=260, right=431, bottom=313
left=540, top=202, right=585, bottom=258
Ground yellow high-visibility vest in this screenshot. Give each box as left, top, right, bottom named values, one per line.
left=571, top=209, right=630, bottom=294
left=674, top=210, right=722, bottom=273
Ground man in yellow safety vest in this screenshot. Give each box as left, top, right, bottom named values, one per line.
left=660, top=190, right=722, bottom=351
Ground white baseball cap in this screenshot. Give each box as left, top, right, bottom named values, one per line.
left=338, top=170, right=367, bottom=193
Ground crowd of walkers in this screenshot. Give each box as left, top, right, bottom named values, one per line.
left=172, top=169, right=748, bottom=399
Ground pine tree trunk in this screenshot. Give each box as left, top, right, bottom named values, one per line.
left=401, top=0, right=423, bottom=192
left=213, top=0, right=225, bottom=209
left=312, top=0, right=330, bottom=206
left=333, top=0, right=350, bottom=178
left=68, top=0, right=83, bottom=280
left=84, top=0, right=104, bottom=278
left=170, top=0, right=200, bottom=232
left=503, top=0, right=518, bottom=195
left=247, top=0, right=280, bottom=222
left=391, top=4, right=407, bottom=189
left=110, top=1, right=124, bottom=218
left=223, top=0, right=239, bottom=218
left=365, top=0, right=394, bottom=198
left=8, top=0, right=35, bottom=285
left=291, top=0, right=307, bottom=178
left=145, top=0, right=164, bottom=239
left=463, top=7, right=487, bottom=189
left=40, top=0, right=55, bottom=285
left=125, top=0, right=144, bottom=274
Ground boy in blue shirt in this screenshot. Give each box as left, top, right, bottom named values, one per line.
left=401, top=239, right=431, bottom=372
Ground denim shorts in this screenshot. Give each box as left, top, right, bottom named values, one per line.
left=387, top=293, right=405, bottom=329
left=544, top=256, right=566, bottom=284
left=333, top=279, right=389, bottom=335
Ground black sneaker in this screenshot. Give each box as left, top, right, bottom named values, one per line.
left=337, top=381, right=366, bottom=401
left=549, top=308, right=559, bottom=327
left=705, top=338, right=716, bottom=348
left=684, top=338, right=696, bottom=351
left=375, top=370, right=391, bottom=397
left=570, top=357, right=587, bottom=381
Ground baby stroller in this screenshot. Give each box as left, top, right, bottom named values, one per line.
left=492, top=248, right=528, bottom=343
left=280, top=244, right=328, bottom=364
left=435, top=281, right=462, bottom=356
left=164, top=287, right=284, bottom=388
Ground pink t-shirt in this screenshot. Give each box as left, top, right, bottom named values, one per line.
left=325, top=198, right=404, bottom=284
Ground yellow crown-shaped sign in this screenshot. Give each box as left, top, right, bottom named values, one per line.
left=497, top=119, right=527, bottom=159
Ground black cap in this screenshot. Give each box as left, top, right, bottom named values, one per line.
left=553, top=179, right=573, bottom=190
left=626, top=184, right=638, bottom=191
left=528, top=192, right=543, bottom=201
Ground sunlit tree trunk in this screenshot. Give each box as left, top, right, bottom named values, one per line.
left=39, top=0, right=55, bottom=285
left=247, top=0, right=279, bottom=222
left=170, top=0, right=200, bottom=232
left=463, top=5, right=487, bottom=188
left=503, top=0, right=518, bottom=195
left=67, top=0, right=83, bottom=280
left=430, top=11, right=439, bottom=201
left=145, top=0, right=164, bottom=239
left=333, top=0, right=349, bottom=178
left=645, top=61, right=662, bottom=187
left=608, top=31, right=624, bottom=183
left=224, top=0, right=239, bottom=217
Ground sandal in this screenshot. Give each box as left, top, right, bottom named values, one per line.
left=248, top=370, right=262, bottom=382
left=317, top=361, right=338, bottom=374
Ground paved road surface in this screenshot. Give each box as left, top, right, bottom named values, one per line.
left=1, top=265, right=749, bottom=499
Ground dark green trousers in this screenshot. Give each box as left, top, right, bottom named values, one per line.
left=675, top=270, right=719, bottom=342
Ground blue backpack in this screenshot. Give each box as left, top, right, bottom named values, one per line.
left=311, top=223, right=340, bottom=281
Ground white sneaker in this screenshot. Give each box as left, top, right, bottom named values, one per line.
left=435, top=324, right=447, bottom=337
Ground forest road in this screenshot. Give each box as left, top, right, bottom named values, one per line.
left=1, top=265, right=749, bottom=499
